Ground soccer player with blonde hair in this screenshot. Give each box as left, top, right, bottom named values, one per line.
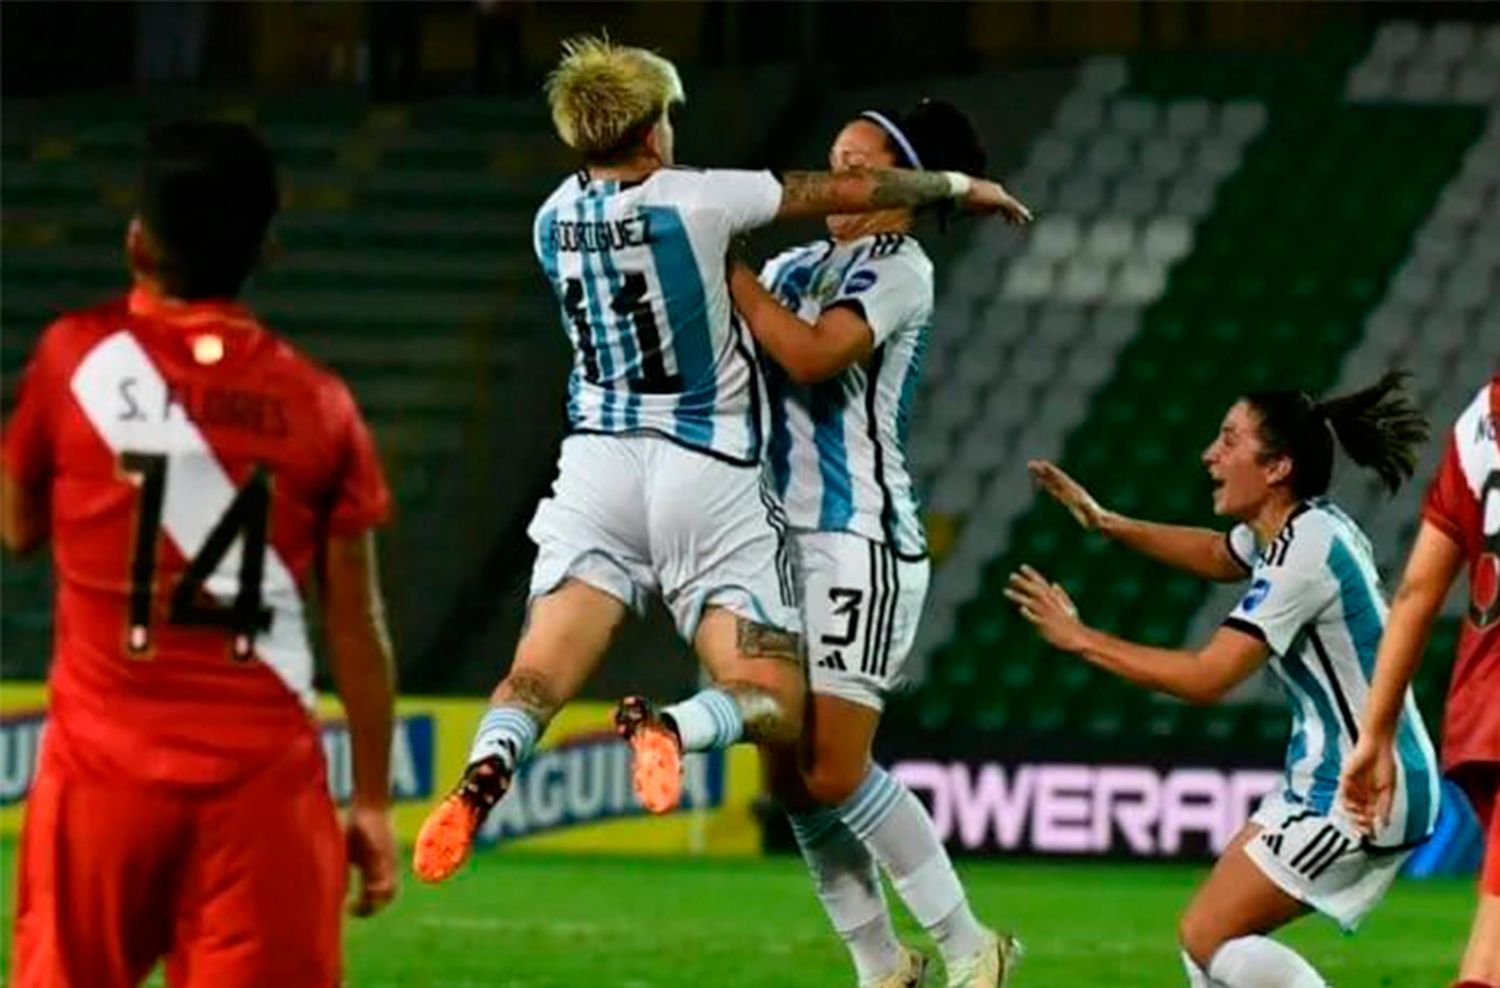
left=414, top=35, right=1029, bottom=883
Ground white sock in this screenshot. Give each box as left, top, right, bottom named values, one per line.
left=467, top=705, right=540, bottom=772
left=1208, top=936, right=1328, bottom=987
left=790, top=809, right=905, bottom=985
left=1182, top=950, right=1213, bottom=987
left=837, top=766, right=989, bottom=964
left=661, top=688, right=742, bottom=751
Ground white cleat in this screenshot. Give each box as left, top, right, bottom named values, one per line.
left=945, top=929, right=1023, bottom=988
left=865, top=945, right=930, bottom=988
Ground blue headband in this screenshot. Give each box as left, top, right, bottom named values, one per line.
left=859, top=110, right=923, bottom=170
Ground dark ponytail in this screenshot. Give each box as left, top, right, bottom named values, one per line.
left=1244, top=370, right=1429, bottom=499
left=1316, top=371, right=1429, bottom=492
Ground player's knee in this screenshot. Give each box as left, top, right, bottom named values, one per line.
left=1177, top=910, right=1219, bottom=971
left=801, top=761, right=864, bottom=807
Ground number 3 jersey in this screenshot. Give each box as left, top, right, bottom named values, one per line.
left=757, top=234, right=934, bottom=558
left=2, top=288, right=390, bottom=784
left=533, top=168, right=784, bottom=465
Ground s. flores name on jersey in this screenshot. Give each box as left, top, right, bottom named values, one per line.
left=478, top=732, right=726, bottom=842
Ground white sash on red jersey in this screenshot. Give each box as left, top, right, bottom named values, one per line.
left=1453, top=379, right=1500, bottom=504
left=70, top=330, right=314, bottom=706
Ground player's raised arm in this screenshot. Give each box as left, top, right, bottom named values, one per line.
left=321, top=529, right=399, bottom=917
left=776, top=166, right=1031, bottom=224
left=1004, top=564, right=1269, bottom=704
left=1028, top=460, right=1247, bottom=582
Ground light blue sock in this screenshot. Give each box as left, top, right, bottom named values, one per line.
left=838, top=765, right=988, bottom=964
left=467, top=706, right=541, bottom=772
left=662, top=688, right=742, bottom=751
left=790, top=809, right=905, bottom=984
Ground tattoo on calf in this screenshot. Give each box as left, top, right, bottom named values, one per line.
left=736, top=618, right=803, bottom=664
left=497, top=669, right=562, bottom=723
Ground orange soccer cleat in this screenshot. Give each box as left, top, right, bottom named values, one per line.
left=411, top=755, right=510, bottom=884
left=614, top=696, right=684, bottom=815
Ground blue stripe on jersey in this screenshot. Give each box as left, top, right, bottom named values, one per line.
left=895, top=321, right=928, bottom=447
left=764, top=357, right=793, bottom=497
left=763, top=250, right=817, bottom=499
left=591, top=191, right=641, bottom=429
left=1328, top=536, right=1437, bottom=842
left=640, top=205, right=714, bottom=449
left=576, top=196, right=618, bottom=429
left=895, top=322, right=929, bottom=544
left=811, top=380, right=853, bottom=529
left=536, top=207, right=581, bottom=425
left=1284, top=708, right=1309, bottom=801
left=1278, top=641, right=1344, bottom=813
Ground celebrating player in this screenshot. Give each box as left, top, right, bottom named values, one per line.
left=1340, top=374, right=1500, bottom=988
left=1006, top=373, right=1438, bottom=988
left=412, top=35, right=1030, bottom=883
left=728, top=100, right=1022, bottom=988
left=2, top=121, right=399, bottom=988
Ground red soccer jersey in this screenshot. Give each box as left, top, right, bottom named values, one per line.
left=3, top=288, right=390, bottom=786
left=1423, top=374, right=1500, bottom=772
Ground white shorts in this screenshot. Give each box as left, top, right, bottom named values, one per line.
left=797, top=530, right=929, bottom=711
left=1244, top=791, right=1413, bottom=932
left=527, top=434, right=799, bottom=642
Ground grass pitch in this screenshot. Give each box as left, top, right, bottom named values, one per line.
left=0, top=841, right=1474, bottom=986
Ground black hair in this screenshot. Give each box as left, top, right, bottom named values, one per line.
left=139, top=120, right=279, bottom=300
left=1243, top=370, right=1429, bottom=500
left=858, top=99, right=986, bottom=228
left=896, top=98, right=986, bottom=176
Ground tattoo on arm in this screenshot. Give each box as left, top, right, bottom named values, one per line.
left=866, top=167, right=953, bottom=209
left=780, top=167, right=953, bottom=218
left=736, top=618, right=803, bottom=664
left=496, top=669, right=563, bottom=724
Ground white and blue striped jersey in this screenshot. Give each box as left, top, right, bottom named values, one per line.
left=758, top=233, right=933, bottom=558
left=1223, top=500, right=1441, bottom=849
left=533, top=168, right=784, bottom=464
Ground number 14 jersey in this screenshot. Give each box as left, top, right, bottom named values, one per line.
left=2, top=288, right=390, bottom=784
left=533, top=168, right=784, bottom=465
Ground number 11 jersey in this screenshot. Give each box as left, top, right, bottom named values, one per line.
left=533, top=168, right=784, bottom=465
left=2, top=288, right=390, bottom=784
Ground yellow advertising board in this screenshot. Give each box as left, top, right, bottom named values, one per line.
left=0, top=683, right=763, bottom=856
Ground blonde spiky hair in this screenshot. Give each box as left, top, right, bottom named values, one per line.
left=545, top=34, right=685, bottom=160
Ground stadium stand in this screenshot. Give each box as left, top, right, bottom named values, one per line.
left=1, top=27, right=1493, bottom=728
left=0, top=68, right=801, bottom=695
left=889, top=25, right=1496, bottom=752
left=1, top=94, right=566, bottom=683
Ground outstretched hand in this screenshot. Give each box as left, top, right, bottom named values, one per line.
left=1004, top=565, right=1089, bottom=653
left=964, top=178, right=1033, bottom=225
left=1029, top=460, right=1110, bottom=532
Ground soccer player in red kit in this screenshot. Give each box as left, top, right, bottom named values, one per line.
left=1, top=121, right=399, bottom=988
left=1342, top=374, right=1500, bottom=988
